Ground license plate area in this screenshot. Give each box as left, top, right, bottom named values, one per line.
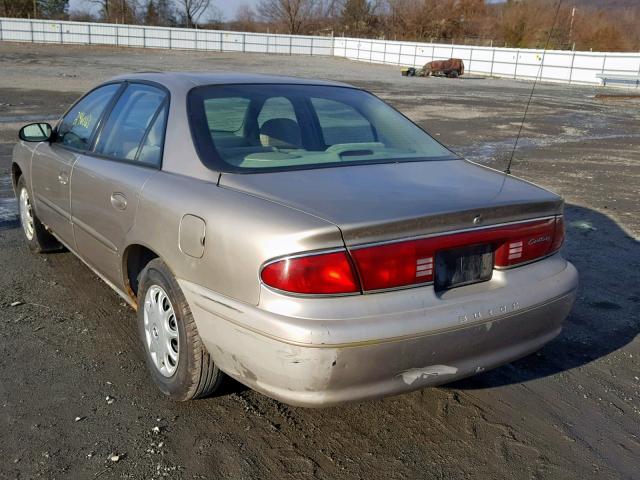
left=434, top=244, right=494, bottom=292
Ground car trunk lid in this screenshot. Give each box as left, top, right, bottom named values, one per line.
left=219, top=160, right=563, bottom=246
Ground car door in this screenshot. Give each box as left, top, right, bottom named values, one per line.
left=70, top=82, right=168, bottom=287
left=30, top=83, right=122, bottom=245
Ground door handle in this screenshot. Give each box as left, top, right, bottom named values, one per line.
left=58, top=171, right=69, bottom=185
left=110, top=193, right=128, bottom=211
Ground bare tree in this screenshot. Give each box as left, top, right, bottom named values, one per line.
left=1, top=0, right=34, bottom=18
left=91, top=0, right=137, bottom=24
left=232, top=4, right=260, bottom=32
left=258, top=0, right=318, bottom=34
left=175, top=0, right=211, bottom=27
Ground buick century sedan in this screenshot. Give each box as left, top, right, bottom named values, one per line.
left=12, top=73, right=578, bottom=406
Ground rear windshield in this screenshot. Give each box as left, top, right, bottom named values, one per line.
left=188, top=84, right=454, bottom=173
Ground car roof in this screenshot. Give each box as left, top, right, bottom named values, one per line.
left=108, top=71, right=355, bottom=89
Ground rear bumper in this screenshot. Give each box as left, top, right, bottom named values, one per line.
left=179, top=255, right=578, bottom=407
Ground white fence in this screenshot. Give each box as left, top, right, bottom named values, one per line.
left=334, top=38, right=640, bottom=87
left=1, top=17, right=639, bottom=88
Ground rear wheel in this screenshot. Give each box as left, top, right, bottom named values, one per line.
left=137, top=258, right=225, bottom=401
left=16, top=176, right=61, bottom=253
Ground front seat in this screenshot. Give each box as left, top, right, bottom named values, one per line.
left=259, top=118, right=302, bottom=149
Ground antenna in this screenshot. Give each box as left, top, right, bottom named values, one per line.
left=505, top=0, right=565, bottom=175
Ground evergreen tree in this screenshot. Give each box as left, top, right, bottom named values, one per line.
left=37, top=0, right=69, bottom=19
left=145, top=0, right=160, bottom=25
left=341, top=0, right=372, bottom=36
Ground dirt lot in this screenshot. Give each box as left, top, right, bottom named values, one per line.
left=0, top=42, right=638, bottom=480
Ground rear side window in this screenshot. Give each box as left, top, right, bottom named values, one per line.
left=311, top=98, right=375, bottom=145
left=55, top=83, right=120, bottom=150
left=94, top=83, right=166, bottom=163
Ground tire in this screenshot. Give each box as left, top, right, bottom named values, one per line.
left=137, top=258, right=225, bottom=401
left=16, top=175, right=62, bottom=253
left=448, top=71, right=460, bottom=78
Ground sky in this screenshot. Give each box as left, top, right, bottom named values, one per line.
left=68, top=0, right=260, bottom=21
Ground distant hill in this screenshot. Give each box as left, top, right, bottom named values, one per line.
left=488, top=0, right=638, bottom=8
left=568, top=0, right=638, bottom=8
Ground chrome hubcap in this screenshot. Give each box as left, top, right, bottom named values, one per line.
left=19, top=187, right=35, bottom=241
left=144, top=285, right=179, bottom=377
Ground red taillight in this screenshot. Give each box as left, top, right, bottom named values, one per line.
left=550, top=216, right=565, bottom=253
left=262, top=216, right=564, bottom=295
left=350, top=238, right=437, bottom=291
left=352, top=216, right=565, bottom=291
left=261, top=251, right=361, bottom=295
left=494, top=218, right=558, bottom=267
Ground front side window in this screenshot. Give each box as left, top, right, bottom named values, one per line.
left=55, top=83, right=120, bottom=150
left=188, top=84, right=453, bottom=173
left=94, top=83, right=166, bottom=163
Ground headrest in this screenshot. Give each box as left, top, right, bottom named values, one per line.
left=259, top=118, right=301, bottom=148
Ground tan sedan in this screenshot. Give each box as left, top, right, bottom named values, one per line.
left=12, top=73, right=578, bottom=406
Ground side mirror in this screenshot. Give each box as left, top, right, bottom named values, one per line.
left=19, top=123, right=53, bottom=142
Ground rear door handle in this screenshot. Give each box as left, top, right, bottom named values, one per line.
left=58, top=171, right=69, bottom=185
left=110, top=193, right=127, bottom=211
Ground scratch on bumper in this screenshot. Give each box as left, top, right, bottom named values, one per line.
left=398, top=365, right=459, bottom=385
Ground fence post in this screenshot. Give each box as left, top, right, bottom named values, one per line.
left=490, top=48, right=495, bottom=77
left=30, top=19, right=34, bottom=43
left=289, top=35, right=292, bottom=55
left=242, top=33, right=246, bottom=53
left=169, top=28, right=172, bottom=49
left=636, top=60, right=640, bottom=89
left=0, top=18, right=3, bottom=41
left=59, top=21, right=63, bottom=44
left=469, top=47, right=473, bottom=74
left=88, top=23, right=92, bottom=45
left=383, top=40, right=387, bottom=64
left=514, top=49, right=519, bottom=79
left=310, top=36, right=314, bottom=56
left=568, top=51, right=576, bottom=84
left=413, top=44, right=417, bottom=67
left=142, top=26, right=146, bottom=48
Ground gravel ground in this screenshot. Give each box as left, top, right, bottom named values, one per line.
left=0, top=42, right=639, bottom=480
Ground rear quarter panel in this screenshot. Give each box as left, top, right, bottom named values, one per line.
left=127, top=171, right=344, bottom=305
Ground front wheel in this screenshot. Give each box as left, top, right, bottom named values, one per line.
left=16, top=176, right=61, bottom=253
left=137, top=258, right=225, bottom=401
